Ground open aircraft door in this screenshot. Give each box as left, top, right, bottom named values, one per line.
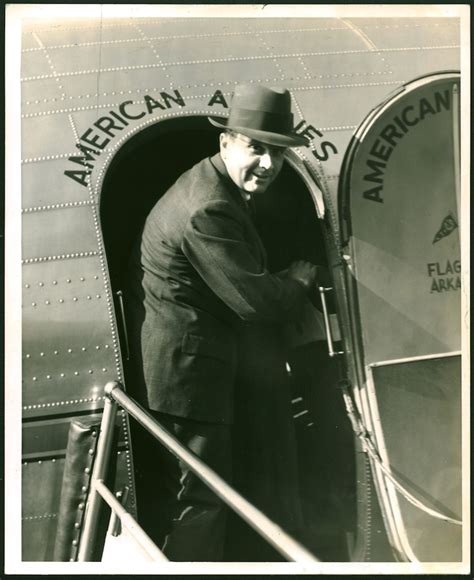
left=337, top=72, right=462, bottom=562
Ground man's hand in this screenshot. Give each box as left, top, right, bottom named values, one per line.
left=286, top=260, right=318, bottom=291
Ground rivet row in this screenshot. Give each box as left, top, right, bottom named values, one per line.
left=22, top=44, right=459, bottom=84
left=119, top=411, right=136, bottom=508
left=26, top=295, right=102, bottom=306
left=22, top=251, right=98, bottom=264
left=23, top=20, right=444, bottom=45
left=291, top=79, right=401, bottom=93
left=23, top=458, right=57, bottom=466
left=29, top=368, right=108, bottom=381
left=22, top=513, right=58, bottom=521
left=22, top=68, right=396, bottom=113
left=22, top=42, right=459, bottom=106
left=23, top=100, right=150, bottom=118
left=78, top=156, right=124, bottom=389
left=256, top=31, right=286, bottom=81
left=22, top=152, right=79, bottom=164
left=23, top=21, right=136, bottom=37
left=32, top=31, right=67, bottom=100
left=22, top=78, right=398, bottom=126
left=21, top=24, right=361, bottom=54
left=134, top=22, right=171, bottom=82
left=22, top=200, right=95, bottom=212
left=26, top=277, right=92, bottom=287
left=23, top=395, right=105, bottom=410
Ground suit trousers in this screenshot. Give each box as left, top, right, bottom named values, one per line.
left=130, top=411, right=232, bottom=562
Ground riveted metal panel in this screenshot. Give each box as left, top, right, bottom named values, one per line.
left=22, top=413, right=131, bottom=458
left=21, top=49, right=55, bottom=78
left=95, top=21, right=146, bottom=43
left=22, top=255, right=107, bottom=317
left=295, top=83, right=399, bottom=139
left=246, top=17, right=343, bottom=33
left=302, top=51, right=391, bottom=79
left=22, top=360, right=113, bottom=415
left=157, top=35, right=271, bottom=63
left=22, top=206, right=99, bottom=260
left=269, top=57, right=314, bottom=83
left=346, top=16, right=458, bottom=29
left=22, top=517, right=60, bottom=561
left=68, top=108, right=116, bottom=135
left=49, top=45, right=103, bottom=75
left=22, top=255, right=118, bottom=415
left=21, top=446, right=134, bottom=561
left=256, top=26, right=368, bottom=55
left=167, top=60, right=269, bottom=90
left=96, top=42, right=162, bottom=70
left=374, top=26, right=459, bottom=49
left=59, top=73, right=109, bottom=107
left=22, top=459, right=65, bottom=519
left=22, top=162, right=92, bottom=208
left=137, top=17, right=253, bottom=37
left=22, top=113, right=77, bottom=160
left=22, top=256, right=104, bottom=302
left=30, top=20, right=141, bottom=47
left=21, top=29, right=90, bottom=49
left=21, top=457, right=64, bottom=560
left=383, top=48, right=460, bottom=82
left=23, top=415, right=97, bottom=457
left=93, top=68, right=179, bottom=98
left=21, top=77, right=68, bottom=111
left=27, top=21, right=104, bottom=47
left=351, top=17, right=461, bottom=49
left=23, top=392, right=107, bottom=419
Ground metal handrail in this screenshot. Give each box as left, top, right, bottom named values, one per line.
left=95, top=479, right=168, bottom=561
left=78, top=381, right=320, bottom=563
left=318, top=286, right=344, bottom=357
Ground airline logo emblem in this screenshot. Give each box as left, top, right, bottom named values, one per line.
left=433, top=212, right=458, bottom=244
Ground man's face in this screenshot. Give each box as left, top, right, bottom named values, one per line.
left=220, top=131, right=286, bottom=194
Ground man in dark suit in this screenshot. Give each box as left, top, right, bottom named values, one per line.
left=126, top=84, right=318, bottom=561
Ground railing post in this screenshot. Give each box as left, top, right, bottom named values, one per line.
left=77, top=381, right=119, bottom=561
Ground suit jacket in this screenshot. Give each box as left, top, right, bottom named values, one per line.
left=126, top=153, right=306, bottom=424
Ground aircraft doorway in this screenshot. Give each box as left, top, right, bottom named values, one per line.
left=99, top=116, right=357, bottom=562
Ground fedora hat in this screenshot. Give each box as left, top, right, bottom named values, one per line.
left=208, top=84, right=308, bottom=147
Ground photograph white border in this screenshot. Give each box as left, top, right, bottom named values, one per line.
left=5, top=3, right=470, bottom=575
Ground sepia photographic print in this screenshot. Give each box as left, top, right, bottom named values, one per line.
left=5, top=3, right=470, bottom=575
